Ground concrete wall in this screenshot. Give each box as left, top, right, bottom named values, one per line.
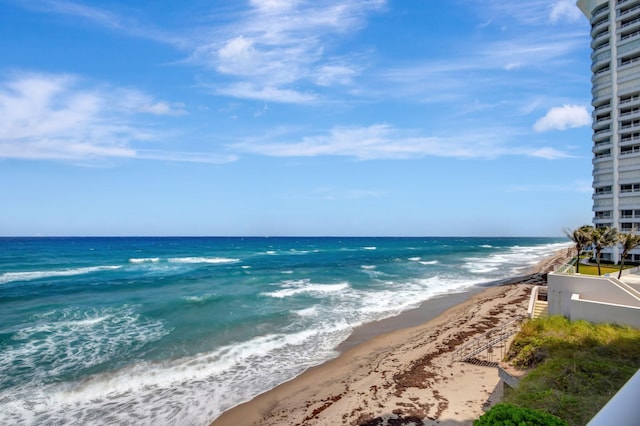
left=588, top=369, right=640, bottom=426
left=570, top=294, right=640, bottom=328
left=547, top=272, right=640, bottom=327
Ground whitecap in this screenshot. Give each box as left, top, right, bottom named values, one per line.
left=363, top=246, right=377, bottom=250
left=183, top=294, right=217, bottom=303
left=128, top=258, right=160, bottom=264
left=0, top=266, right=122, bottom=285
left=167, top=257, right=240, bottom=264
left=263, top=280, right=350, bottom=298
left=419, top=260, right=439, bottom=265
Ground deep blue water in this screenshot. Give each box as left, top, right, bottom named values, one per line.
left=0, top=236, right=569, bottom=425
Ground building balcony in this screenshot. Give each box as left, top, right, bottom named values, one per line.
left=620, top=119, right=640, bottom=131
left=621, top=28, right=640, bottom=42
left=592, top=19, right=611, bottom=37
left=594, top=126, right=613, bottom=138
left=618, top=3, right=640, bottom=21
left=592, top=30, right=611, bottom=48
left=592, top=50, right=612, bottom=68
left=619, top=16, right=640, bottom=32
left=592, top=42, right=611, bottom=59
left=620, top=106, right=640, bottom=119
left=594, top=101, right=612, bottom=114
left=593, top=192, right=614, bottom=200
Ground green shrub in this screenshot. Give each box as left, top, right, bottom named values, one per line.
left=474, top=403, right=567, bottom=426
left=502, top=316, right=640, bottom=425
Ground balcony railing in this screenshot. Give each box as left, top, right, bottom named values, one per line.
left=621, top=16, right=640, bottom=29
left=619, top=3, right=640, bottom=18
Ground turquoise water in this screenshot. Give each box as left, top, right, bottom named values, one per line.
left=0, top=237, right=568, bottom=425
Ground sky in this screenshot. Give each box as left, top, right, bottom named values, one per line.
left=0, top=0, right=595, bottom=237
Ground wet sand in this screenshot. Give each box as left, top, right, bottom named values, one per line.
left=211, top=249, right=572, bottom=426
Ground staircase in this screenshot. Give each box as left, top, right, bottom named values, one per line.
left=451, top=316, right=524, bottom=364
left=531, top=300, right=548, bottom=319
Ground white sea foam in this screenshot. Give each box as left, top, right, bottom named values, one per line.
left=419, top=260, right=439, bottom=265
left=1, top=306, right=168, bottom=390
left=295, top=306, right=319, bottom=317
left=0, top=266, right=122, bottom=285
left=361, top=265, right=376, bottom=270
left=480, top=244, right=493, bottom=248
left=363, top=246, right=377, bottom=250
left=463, top=242, right=572, bottom=276
left=263, top=280, right=350, bottom=298
left=167, top=257, right=240, bottom=264
left=183, top=294, right=217, bottom=303
left=129, top=257, right=160, bottom=264
left=408, top=257, right=421, bottom=261
left=0, top=326, right=343, bottom=426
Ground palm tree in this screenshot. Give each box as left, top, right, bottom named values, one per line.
left=592, top=226, right=619, bottom=275
left=618, top=229, right=640, bottom=278
left=564, top=225, right=594, bottom=274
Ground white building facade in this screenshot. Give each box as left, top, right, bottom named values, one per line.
left=579, top=0, right=640, bottom=261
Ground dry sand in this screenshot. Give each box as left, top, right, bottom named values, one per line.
left=211, top=249, right=572, bottom=426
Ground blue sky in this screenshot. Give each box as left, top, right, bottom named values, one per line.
left=0, top=0, right=594, bottom=237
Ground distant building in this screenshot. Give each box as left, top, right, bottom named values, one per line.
left=579, top=0, right=640, bottom=262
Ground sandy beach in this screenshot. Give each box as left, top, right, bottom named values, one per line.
left=211, top=249, right=572, bottom=426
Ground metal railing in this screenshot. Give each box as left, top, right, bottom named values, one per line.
left=451, top=316, right=524, bottom=364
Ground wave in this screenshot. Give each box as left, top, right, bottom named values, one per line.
left=480, top=244, right=493, bottom=248
left=263, top=280, right=350, bottom=298
left=183, top=294, right=218, bottom=304
left=362, top=246, right=377, bottom=250
left=419, top=260, right=439, bottom=265
left=0, top=266, right=122, bottom=285
left=462, top=242, right=572, bottom=275
left=0, top=325, right=340, bottom=426
left=167, top=257, right=240, bottom=264
left=1, top=306, right=168, bottom=390
left=128, top=257, right=160, bottom=264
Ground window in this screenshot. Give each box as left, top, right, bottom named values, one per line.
left=620, top=183, right=640, bottom=192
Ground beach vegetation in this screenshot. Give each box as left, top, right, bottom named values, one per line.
left=563, top=225, right=594, bottom=274
left=474, top=403, right=567, bottom=426
left=617, top=229, right=640, bottom=278
left=501, top=316, right=640, bottom=426
left=590, top=226, right=618, bottom=275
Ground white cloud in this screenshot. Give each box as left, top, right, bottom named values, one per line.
left=231, top=124, right=571, bottom=160
left=191, top=0, right=385, bottom=102
left=215, top=82, right=316, bottom=103
left=533, top=104, right=591, bottom=132
left=550, top=1, right=582, bottom=23
left=16, top=0, right=188, bottom=48
left=0, top=72, right=225, bottom=163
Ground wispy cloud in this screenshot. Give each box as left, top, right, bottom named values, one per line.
left=230, top=124, right=572, bottom=160
left=477, top=0, right=582, bottom=26
left=0, top=72, right=233, bottom=163
left=533, top=104, right=591, bottom=132
left=190, top=0, right=386, bottom=103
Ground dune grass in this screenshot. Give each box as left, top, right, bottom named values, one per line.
left=502, top=316, right=640, bottom=426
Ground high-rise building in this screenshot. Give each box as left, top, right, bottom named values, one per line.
left=579, top=0, right=640, bottom=262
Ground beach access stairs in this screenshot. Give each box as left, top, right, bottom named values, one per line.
left=527, top=286, right=548, bottom=319
left=451, top=316, right=524, bottom=366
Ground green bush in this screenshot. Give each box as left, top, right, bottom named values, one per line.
left=474, top=403, right=567, bottom=426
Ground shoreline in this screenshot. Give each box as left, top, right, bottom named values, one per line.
left=211, top=249, right=572, bottom=425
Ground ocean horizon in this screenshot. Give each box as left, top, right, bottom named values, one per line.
left=0, top=236, right=570, bottom=425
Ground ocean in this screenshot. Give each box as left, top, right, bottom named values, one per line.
left=0, top=236, right=569, bottom=425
